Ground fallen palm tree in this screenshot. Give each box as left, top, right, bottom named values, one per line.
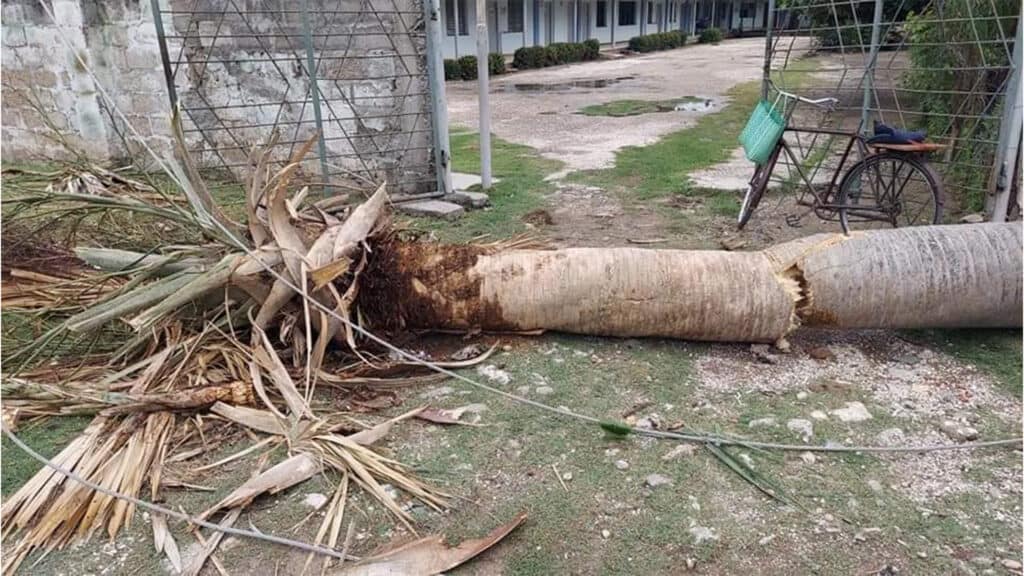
left=2, top=134, right=1021, bottom=574
left=362, top=223, right=1022, bottom=343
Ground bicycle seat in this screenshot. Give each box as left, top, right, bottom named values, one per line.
left=869, top=121, right=926, bottom=145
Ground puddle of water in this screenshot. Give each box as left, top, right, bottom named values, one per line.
left=496, top=76, right=635, bottom=93
left=674, top=98, right=715, bottom=112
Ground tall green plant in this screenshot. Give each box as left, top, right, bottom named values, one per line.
left=903, top=0, right=1018, bottom=210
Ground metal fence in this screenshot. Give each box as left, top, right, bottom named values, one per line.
left=151, top=0, right=451, bottom=197
left=762, top=0, right=1021, bottom=219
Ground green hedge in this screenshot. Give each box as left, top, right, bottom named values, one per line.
left=443, top=54, right=507, bottom=81
left=457, top=55, right=478, bottom=80
left=627, top=30, right=687, bottom=53
left=488, top=53, right=506, bottom=76
left=698, top=27, right=723, bottom=44
left=512, top=39, right=601, bottom=70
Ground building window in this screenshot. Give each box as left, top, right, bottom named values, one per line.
left=445, top=0, right=468, bottom=35
left=507, top=0, right=524, bottom=32
left=619, top=1, right=636, bottom=25
left=668, top=2, right=675, bottom=22
left=647, top=1, right=654, bottom=24
left=596, top=0, right=607, bottom=27
left=740, top=2, right=755, bottom=19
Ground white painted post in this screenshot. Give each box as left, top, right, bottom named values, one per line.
left=988, top=21, right=1023, bottom=221
left=425, top=0, right=453, bottom=196
left=476, top=0, right=493, bottom=189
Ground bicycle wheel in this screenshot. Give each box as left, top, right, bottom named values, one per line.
left=837, top=152, right=944, bottom=233
left=738, top=142, right=781, bottom=230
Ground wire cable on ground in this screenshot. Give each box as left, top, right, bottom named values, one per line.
left=29, top=0, right=1024, bottom=459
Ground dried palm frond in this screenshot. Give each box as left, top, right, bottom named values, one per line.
left=1, top=126, right=450, bottom=575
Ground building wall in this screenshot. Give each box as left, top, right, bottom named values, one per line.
left=1, top=0, right=433, bottom=192
left=440, top=0, right=767, bottom=57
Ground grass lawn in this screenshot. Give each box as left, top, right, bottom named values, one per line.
left=405, top=128, right=561, bottom=243
left=579, top=96, right=704, bottom=117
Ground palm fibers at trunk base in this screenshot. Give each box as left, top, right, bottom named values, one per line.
left=360, top=223, right=1022, bottom=343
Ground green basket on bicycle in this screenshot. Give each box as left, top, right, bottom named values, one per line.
left=739, top=99, right=785, bottom=165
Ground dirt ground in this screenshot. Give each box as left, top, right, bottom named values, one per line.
left=447, top=37, right=808, bottom=174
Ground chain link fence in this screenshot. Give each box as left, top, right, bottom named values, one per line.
left=152, top=0, right=450, bottom=197
left=762, top=0, right=1020, bottom=218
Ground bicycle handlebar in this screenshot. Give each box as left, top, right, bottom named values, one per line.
left=767, top=80, right=839, bottom=110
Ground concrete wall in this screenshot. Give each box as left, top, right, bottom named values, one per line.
left=1, top=0, right=435, bottom=193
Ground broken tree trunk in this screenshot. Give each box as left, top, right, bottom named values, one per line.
left=364, top=223, right=1022, bottom=343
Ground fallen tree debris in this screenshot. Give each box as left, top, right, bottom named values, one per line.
left=334, top=511, right=527, bottom=576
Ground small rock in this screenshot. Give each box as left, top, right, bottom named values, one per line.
left=476, top=364, right=511, bottom=385
left=940, top=419, right=980, bottom=442
left=635, top=414, right=661, bottom=430
left=720, top=236, right=747, bottom=251
left=685, top=557, right=697, bottom=569
left=396, top=199, right=464, bottom=220
left=796, top=391, right=809, bottom=400
left=918, top=551, right=928, bottom=559
left=420, top=386, right=454, bottom=399
left=450, top=343, right=484, bottom=361
left=758, top=534, right=776, bottom=546
left=807, top=346, right=834, bottom=360
left=750, top=344, right=776, bottom=364
left=748, top=417, right=778, bottom=429
left=662, top=444, right=697, bottom=460
left=645, top=473, right=673, bottom=488
left=787, top=418, right=814, bottom=441
left=614, top=460, right=630, bottom=471
left=894, top=352, right=921, bottom=365
left=810, top=410, right=828, bottom=420
left=867, top=479, right=883, bottom=492
left=444, top=190, right=490, bottom=208
left=800, top=451, right=816, bottom=464
left=960, top=213, right=985, bottom=223
left=830, top=401, right=873, bottom=422
left=1000, top=559, right=1023, bottom=571
left=774, top=338, right=792, bottom=353
left=535, top=385, right=555, bottom=395
left=601, top=529, right=610, bottom=539
left=561, top=471, right=573, bottom=481
left=875, top=428, right=905, bottom=446
left=688, top=525, right=718, bottom=545
left=302, top=493, right=328, bottom=510
left=502, top=344, right=513, bottom=352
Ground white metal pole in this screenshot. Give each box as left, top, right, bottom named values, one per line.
left=425, top=0, right=453, bottom=196
left=988, top=21, right=1023, bottom=221
left=476, top=0, right=492, bottom=188
left=860, top=0, right=884, bottom=134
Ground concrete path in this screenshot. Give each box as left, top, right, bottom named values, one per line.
left=446, top=38, right=770, bottom=173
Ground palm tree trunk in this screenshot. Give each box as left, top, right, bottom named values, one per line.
left=363, top=223, right=1022, bottom=343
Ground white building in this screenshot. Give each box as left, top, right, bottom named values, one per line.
left=441, top=0, right=771, bottom=59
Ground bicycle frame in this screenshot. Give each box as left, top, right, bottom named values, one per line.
left=768, top=125, right=893, bottom=222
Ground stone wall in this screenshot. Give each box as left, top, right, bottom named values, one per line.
left=1, top=0, right=435, bottom=193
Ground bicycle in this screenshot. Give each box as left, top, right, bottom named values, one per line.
left=737, top=83, right=945, bottom=234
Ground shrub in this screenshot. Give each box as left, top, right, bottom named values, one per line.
left=488, top=53, right=506, bottom=75
left=443, top=59, right=462, bottom=81
left=628, top=31, right=687, bottom=53
left=513, top=46, right=547, bottom=69
left=513, top=40, right=601, bottom=70
left=457, top=55, right=478, bottom=80
left=699, top=27, right=723, bottom=44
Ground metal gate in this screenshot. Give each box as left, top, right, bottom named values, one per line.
left=761, top=0, right=1020, bottom=219
left=150, top=0, right=451, bottom=197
